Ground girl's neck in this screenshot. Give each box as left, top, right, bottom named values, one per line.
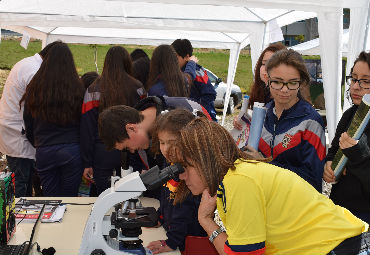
left=274, top=97, right=299, bottom=119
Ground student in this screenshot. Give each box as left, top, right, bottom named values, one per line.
left=247, top=43, right=287, bottom=108
left=146, top=109, right=207, bottom=254
left=174, top=118, right=369, bottom=255
left=21, top=42, right=85, bottom=196
left=255, top=49, right=326, bottom=192
left=80, top=71, right=99, bottom=90
left=172, top=39, right=217, bottom=121
left=97, top=96, right=212, bottom=154
left=81, top=46, right=145, bottom=195
left=324, top=51, right=370, bottom=223
left=0, top=41, right=61, bottom=197
left=146, top=45, right=190, bottom=97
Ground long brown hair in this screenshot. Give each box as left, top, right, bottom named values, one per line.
left=20, top=42, right=84, bottom=124
left=146, top=44, right=189, bottom=97
left=97, top=46, right=144, bottom=112
left=249, top=43, right=286, bottom=108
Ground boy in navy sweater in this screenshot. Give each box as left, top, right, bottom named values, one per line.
left=172, top=39, right=217, bottom=121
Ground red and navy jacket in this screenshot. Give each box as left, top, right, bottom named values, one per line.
left=183, top=61, right=217, bottom=121
left=259, top=99, right=326, bottom=192
left=80, top=81, right=146, bottom=170
left=158, top=176, right=207, bottom=251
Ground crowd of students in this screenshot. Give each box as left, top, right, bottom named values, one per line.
left=0, top=39, right=369, bottom=254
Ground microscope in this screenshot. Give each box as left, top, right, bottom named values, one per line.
left=79, top=164, right=184, bottom=255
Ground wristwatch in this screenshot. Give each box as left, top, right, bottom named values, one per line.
left=209, top=226, right=226, bottom=243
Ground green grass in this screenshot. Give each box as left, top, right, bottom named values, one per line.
left=0, top=39, right=253, bottom=95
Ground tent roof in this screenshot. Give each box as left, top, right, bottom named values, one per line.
left=0, top=0, right=316, bottom=33
left=3, top=25, right=253, bottom=50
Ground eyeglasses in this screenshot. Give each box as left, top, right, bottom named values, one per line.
left=268, top=78, right=301, bottom=90
left=346, top=76, right=370, bottom=89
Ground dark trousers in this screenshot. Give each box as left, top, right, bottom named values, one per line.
left=6, top=156, right=34, bottom=197
left=328, top=232, right=370, bottom=255
left=36, top=143, right=83, bottom=197
left=93, top=167, right=120, bottom=196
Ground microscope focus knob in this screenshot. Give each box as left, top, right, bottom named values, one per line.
left=91, top=249, right=105, bottom=255
left=109, top=229, right=119, bottom=238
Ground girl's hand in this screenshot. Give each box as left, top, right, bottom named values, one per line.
left=243, top=145, right=265, bottom=160
left=233, top=116, right=243, bottom=130
left=323, top=161, right=347, bottom=183
left=189, top=55, right=198, bottom=63
left=198, top=189, right=217, bottom=224
left=147, top=240, right=174, bottom=254
left=83, top=168, right=94, bottom=183
left=339, top=132, right=358, bottom=149
left=323, top=161, right=335, bottom=183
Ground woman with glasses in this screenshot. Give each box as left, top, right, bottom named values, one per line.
left=323, top=51, right=370, bottom=223
left=250, top=49, right=326, bottom=192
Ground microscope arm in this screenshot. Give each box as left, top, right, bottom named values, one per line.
left=79, top=171, right=146, bottom=255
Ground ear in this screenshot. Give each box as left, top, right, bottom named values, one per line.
left=125, top=123, right=137, bottom=135
left=263, top=72, right=269, bottom=84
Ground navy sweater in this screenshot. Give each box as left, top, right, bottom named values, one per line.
left=183, top=61, right=217, bottom=121
left=80, top=80, right=145, bottom=169
left=158, top=177, right=207, bottom=251
left=23, top=105, right=80, bottom=147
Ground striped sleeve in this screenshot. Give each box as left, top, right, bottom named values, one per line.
left=224, top=241, right=266, bottom=255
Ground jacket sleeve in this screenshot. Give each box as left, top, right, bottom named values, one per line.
left=23, top=104, right=35, bottom=147
left=183, top=60, right=196, bottom=81
left=326, top=109, right=353, bottom=161
left=189, top=66, right=217, bottom=121
left=80, top=91, right=99, bottom=168
left=165, top=195, right=198, bottom=250
left=148, top=81, right=168, bottom=97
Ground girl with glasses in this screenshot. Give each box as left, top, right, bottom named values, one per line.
left=323, top=51, right=370, bottom=223
left=249, top=49, right=326, bottom=192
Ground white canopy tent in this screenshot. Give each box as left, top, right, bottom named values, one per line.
left=1, top=0, right=370, bottom=143
left=0, top=0, right=316, bottom=126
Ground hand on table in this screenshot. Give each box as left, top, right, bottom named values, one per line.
left=147, top=240, right=174, bottom=254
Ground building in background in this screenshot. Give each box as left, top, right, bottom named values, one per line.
left=282, top=9, right=350, bottom=46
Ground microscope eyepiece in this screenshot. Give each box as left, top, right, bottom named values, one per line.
left=140, top=163, right=184, bottom=190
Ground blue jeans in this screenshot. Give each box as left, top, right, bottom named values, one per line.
left=36, top=143, right=83, bottom=197
left=6, top=156, right=34, bottom=197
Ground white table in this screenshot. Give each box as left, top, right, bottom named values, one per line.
left=9, top=197, right=180, bottom=255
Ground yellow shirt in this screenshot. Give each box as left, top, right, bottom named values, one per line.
left=217, top=159, right=368, bottom=255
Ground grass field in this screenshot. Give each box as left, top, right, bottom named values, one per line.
left=0, top=39, right=253, bottom=96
